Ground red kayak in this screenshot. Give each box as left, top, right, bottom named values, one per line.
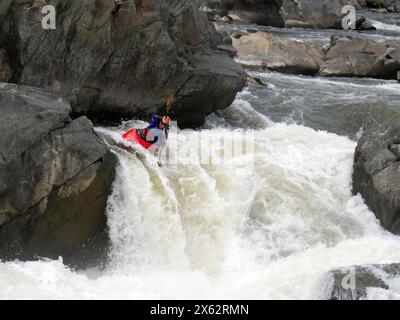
left=122, top=129, right=153, bottom=149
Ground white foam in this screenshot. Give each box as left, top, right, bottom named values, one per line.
left=369, top=19, right=400, bottom=33
left=1, top=124, right=400, bottom=299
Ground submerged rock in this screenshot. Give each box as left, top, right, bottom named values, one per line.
left=323, top=264, right=400, bottom=300
left=0, top=0, right=246, bottom=129
left=0, top=83, right=116, bottom=267
left=353, top=126, right=400, bottom=234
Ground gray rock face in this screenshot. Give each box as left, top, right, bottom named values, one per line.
left=232, top=32, right=325, bottom=75
left=0, top=83, right=116, bottom=267
left=0, top=0, right=246, bottom=129
left=320, top=36, right=400, bottom=79
left=323, top=264, right=400, bottom=300
left=353, top=126, right=400, bottom=234
left=202, top=0, right=357, bottom=28
left=0, top=49, right=12, bottom=82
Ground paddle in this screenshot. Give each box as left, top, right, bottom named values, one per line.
left=158, top=92, right=176, bottom=167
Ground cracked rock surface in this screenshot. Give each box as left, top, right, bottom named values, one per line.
left=353, top=126, right=400, bottom=234
left=0, top=0, right=246, bottom=128
left=0, top=83, right=116, bottom=267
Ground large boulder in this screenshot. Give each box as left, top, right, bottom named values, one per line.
left=0, top=83, right=116, bottom=267
left=320, top=36, right=400, bottom=80
left=202, top=0, right=361, bottom=28
left=352, top=126, right=400, bottom=234
left=0, top=0, right=246, bottom=129
left=323, top=264, right=400, bottom=300
left=232, top=32, right=325, bottom=75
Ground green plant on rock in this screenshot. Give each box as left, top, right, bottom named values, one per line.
left=137, top=26, right=147, bottom=40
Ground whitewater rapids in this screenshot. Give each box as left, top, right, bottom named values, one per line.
left=1, top=122, right=400, bottom=300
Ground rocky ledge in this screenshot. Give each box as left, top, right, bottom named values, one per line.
left=0, top=83, right=116, bottom=267
left=353, top=126, right=400, bottom=234
left=0, top=0, right=246, bottom=128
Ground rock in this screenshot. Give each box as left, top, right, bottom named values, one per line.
left=323, top=264, right=400, bottom=300
left=0, top=0, right=12, bottom=23
left=202, top=0, right=352, bottom=29
left=0, top=49, right=12, bottom=82
left=369, top=7, right=388, bottom=12
left=357, top=20, right=377, bottom=31
left=0, top=83, right=116, bottom=267
left=232, top=32, right=325, bottom=75
left=352, top=126, right=400, bottom=234
left=231, top=31, right=246, bottom=39
left=247, top=75, right=266, bottom=86
left=356, top=15, right=366, bottom=29
left=0, top=0, right=245, bottom=129
left=170, top=52, right=246, bottom=128
left=217, top=44, right=237, bottom=58
left=366, top=0, right=398, bottom=9
left=320, top=36, right=400, bottom=80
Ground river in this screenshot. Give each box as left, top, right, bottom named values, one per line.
left=0, top=10, right=400, bottom=300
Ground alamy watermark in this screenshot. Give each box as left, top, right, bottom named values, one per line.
left=342, top=5, right=357, bottom=30
left=340, top=267, right=356, bottom=291
left=141, top=121, right=255, bottom=168
left=41, top=5, right=56, bottom=30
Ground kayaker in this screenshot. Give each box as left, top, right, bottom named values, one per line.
left=122, top=115, right=171, bottom=166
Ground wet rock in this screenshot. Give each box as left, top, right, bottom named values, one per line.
left=323, top=264, right=400, bottom=300
left=357, top=20, right=377, bottom=30
left=352, top=126, right=400, bottom=234
left=232, top=32, right=325, bottom=75
left=247, top=75, right=266, bottom=86
left=0, top=83, right=116, bottom=267
left=0, top=0, right=245, bottom=129
left=320, top=36, right=400, bottom=80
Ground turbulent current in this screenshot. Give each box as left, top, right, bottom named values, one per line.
left=1, top=14, right=400, bottom=300
left=2, top=119, right=400, bottom=299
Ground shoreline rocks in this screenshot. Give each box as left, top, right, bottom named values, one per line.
left=0, top=0, right=246, bottom=129
left=231, top=30, right=400, bottom=80
left=0, top=83, right=116, bottom=268
left=352, top=126, right=400, bottom=235
left=202, top=0, right=367, bottom=29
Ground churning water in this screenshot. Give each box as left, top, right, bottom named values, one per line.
left=1, top=11, right=400, bottom=300
left=1, top=120, right=400, bottom=299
